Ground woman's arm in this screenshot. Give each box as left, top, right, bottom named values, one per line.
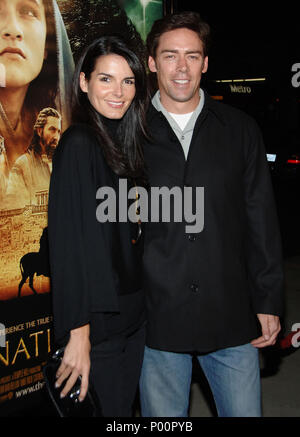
left=48, top=125, right=118, bottom=399
left=48, top=126, right=97, bottom=400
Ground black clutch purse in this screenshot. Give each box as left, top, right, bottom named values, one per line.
left=43, top=348, right=102, bottom=417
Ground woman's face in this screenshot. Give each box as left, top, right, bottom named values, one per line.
left=80, top=54, right=136, bottom=119
left=0, top=0, right=47, bottom=89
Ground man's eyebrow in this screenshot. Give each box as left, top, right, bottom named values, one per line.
left=160, top=50, right=178, bottom=54
left=160, top=49, right=203, bottom=55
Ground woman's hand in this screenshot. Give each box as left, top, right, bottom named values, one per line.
left=55, top=324, right=91, bottom=402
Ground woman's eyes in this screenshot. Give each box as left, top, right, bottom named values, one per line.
left=19, top=5, right=40, bottom=19
left=99, top=77, right=135, bottom=85
left=0, top=0, right=43, bottom=20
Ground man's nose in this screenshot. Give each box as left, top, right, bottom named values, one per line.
left=1, top=10, right=24, bottom=42
left=176, top=56, right=188, bottom=72
left=53, top=132, right=60, bottom=142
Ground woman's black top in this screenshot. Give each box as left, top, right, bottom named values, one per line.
left=48, top=123, right=145, bottom=346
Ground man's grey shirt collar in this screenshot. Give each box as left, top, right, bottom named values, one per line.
left=151, top=89, right=205, bottom=160
left=151, top=89, right=205, bottom=134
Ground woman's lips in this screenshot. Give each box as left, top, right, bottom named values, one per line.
left=106, top=101, right=124, bottom=108
left=0, top=47, right=26, bottom=59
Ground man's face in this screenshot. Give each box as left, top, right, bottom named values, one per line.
left=40, top=116, right=61, bottom=150
left=148, top=28, right=208, bottom=114
left=0, top=0, right=47, bottom=89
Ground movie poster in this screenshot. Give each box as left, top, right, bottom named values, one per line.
left=0, top=0, right=163, bottom=415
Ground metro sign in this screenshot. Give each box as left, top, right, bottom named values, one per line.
left=229, top=84, right=252, bottom=94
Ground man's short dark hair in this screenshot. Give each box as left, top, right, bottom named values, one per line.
left=146, top=11, right=211, bottom=59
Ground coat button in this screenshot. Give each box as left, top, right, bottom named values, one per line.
left=190, top=284, right=199, bottom=293
left=188, top=235, right=196, bottom=242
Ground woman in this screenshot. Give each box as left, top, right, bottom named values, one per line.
left=0, top=0, right=73, bottom=205
left=48, top=35, right=149, bottom=417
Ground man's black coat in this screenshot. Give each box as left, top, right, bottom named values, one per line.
left=143, top=92, right=284, bottom=353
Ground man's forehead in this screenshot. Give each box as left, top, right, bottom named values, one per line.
left=45, top=116, right=61, bottom=127
left=157, top=28, right=204, bottom=52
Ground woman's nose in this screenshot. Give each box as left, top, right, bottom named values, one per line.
left=112, top=83, right=123, bottom=97
left=1, top=10, right=24, bottom=42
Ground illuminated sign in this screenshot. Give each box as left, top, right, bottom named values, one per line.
left=229, top=84, right=252, bottom=94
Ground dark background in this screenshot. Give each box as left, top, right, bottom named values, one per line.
left=168, top=1, right=299, bottom=79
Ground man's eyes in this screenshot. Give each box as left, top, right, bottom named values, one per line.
left=163, top=54, right=201, bottom=60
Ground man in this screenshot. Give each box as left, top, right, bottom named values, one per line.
left=140, top=11, right=284, bottom=417
left=5, top=107, right=61, bottom=209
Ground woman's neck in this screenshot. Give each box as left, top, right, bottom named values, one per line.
left=100, top=114, right=121, bottom=141
left=0, top=86, right=29, bottom=129
left=0, top=85, right=34, bottom=168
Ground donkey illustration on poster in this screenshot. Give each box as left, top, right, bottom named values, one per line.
left=18, top=227, right=50, bottom=297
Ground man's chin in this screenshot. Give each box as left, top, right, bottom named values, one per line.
left=168, top=90, right=198, bottom=104
left=45, top=144, right=57, bottom=158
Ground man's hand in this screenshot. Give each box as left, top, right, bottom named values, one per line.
left=55, top=324, right=91, bottom=402
left=251, top=314, right=281, bottom=348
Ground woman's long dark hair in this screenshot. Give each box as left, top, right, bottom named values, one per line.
left=24, top=0, right=58, bottom=116
left=71, top=35, right=149, bottom=180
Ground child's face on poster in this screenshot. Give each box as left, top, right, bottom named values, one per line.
left=0, top=0, right=47, bottom=89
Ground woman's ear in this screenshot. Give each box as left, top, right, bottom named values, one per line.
left=79, top=72, right=88, bottom=93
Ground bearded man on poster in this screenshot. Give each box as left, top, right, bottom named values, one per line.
left=5, top=107, right=61, bottom=209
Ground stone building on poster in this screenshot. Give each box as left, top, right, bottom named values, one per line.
left=0, top=191, right=50, bottom=300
